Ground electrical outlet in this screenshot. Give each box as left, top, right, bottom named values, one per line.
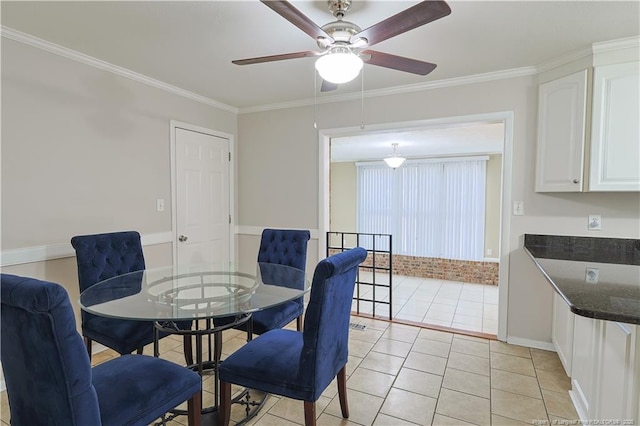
left=585, top=268, right=599, bottom=284
left=513, top=201, right=524, bottom=216
left=588, top=215, right=601, bottom=231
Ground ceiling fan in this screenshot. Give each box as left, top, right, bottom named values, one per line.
left=232, top=0, right=451, bottom=91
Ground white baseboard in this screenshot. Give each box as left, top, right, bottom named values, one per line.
left=506, top=336, right=556, bottom=352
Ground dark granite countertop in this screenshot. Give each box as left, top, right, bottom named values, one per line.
left=525, top=234, right=640, bottom=325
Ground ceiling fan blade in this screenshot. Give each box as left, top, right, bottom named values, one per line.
left=353, top=1, right=451, bottom=48
left=261, top=0, right=334, bottom=42
left=232, top=50, right=321, bottom=65
left=321, top=80, right=339, bottom=92
left=363, top=50, right=437, bottom=75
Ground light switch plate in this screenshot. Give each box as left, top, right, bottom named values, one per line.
left=156, top=198, right=165, bottom=212
left=513, top=201, right=524, bottom=216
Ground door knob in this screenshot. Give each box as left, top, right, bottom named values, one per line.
left=178, top=235, right=188, bottom=242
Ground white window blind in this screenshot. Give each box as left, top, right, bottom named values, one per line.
left=356, top=157, right=487, bottom=261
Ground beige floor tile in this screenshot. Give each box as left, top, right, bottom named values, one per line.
left=491, top=389, right=548, bottom=424
left=490, top=414, right=531, bottom=425
left=417, top=328, right=454, bottom=343
left=0, top=391, right=10, bottom=425
left=454, top=334, right=489, bottom=344
left=393, top=367, right=443, bottom=398
left=442, top=368, right=490, bottom=398
left=372, top=338, right=413, bottom=358
left=252, top=413, right=301, bottom=426
left=325, top=389, right=384, bottom=426
left=373, top=413, right=420, bottom=425
left=349, top=339, right=376, bottom=358
left=489, top=340, right=531, bottom=358
left=380, top=387, right=437, bottom=425
left=404, top=351, right=447, bottom=375
left=536, top=369, right=571, bottom=393
left=267, top=394, right=330, bottom=424
left=541, top=389, right=579, bottom=419
left=451, top=336, right=490, bottom=358
left=317, top=412, right=361, bottom=425
left=491, top=369, right=542, bottom=399
left=359, top=351, right=405, bottom=376
left=383, top=323, right=421, bottom=343
left=435, top=388, right=491, bottom=425
left=432, top=413, right=476, bottom=425
left=347, top=367, right=395, bottom=398
left=446, top=351, right=490, bottom=376
left=530, top=349, right=565, bottom=374
left=490, top=352, right=536, bottom=376
left=411, top=338, right=451, bottom=358
left=349, top=327, right=385, bottom=344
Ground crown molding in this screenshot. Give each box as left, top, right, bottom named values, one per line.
left=592, top=35, right=640, bottom=54
left=238, top=67, right=538, bottom=114
left=1, top=26, right=238, bottom=114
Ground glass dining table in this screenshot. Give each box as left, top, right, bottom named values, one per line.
left=79, top=262, right=310, bottom=426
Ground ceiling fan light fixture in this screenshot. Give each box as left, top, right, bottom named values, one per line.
left=383, top=143, right=406, bottom=168
left=315, top=49, right=363, bottom=84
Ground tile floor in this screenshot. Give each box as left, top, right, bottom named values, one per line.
left=353, top=273, right=499, bottom=335
left=0, top=316, right=578, bottom=426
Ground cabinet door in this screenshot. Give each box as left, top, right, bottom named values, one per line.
left=597, top=322, right=639, bottom=421
left=571, top=315, right=600, bottom=420
left=589, top=62, right=640, bottom=191
left=552, top=293, right=574, bottom=376
left=535, top=70, right=588, bottom=192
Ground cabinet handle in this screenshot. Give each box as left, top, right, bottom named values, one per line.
left=572, top=179, right=579, bottom=184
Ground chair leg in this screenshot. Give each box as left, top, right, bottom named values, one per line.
left=337, top=366, right=349, bottom=418
left=84, top=336, right=92, bottom=361
left=303, top=401, right=316, bottom=426
left=187, top=390, right=202, bottom=426
left=183, top=335, right=194, bottom=365
left=218, top=380, right=232, bottom=426
left=136, top=347, right=144, bottom=355
left=296, top=315, right=303, bottom=331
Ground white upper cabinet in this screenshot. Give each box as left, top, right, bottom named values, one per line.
left=535, top=70, right=589, bottom=192
left=589, top=62, right=640, bottom=191
left=536, top=61, right=640, bottom=192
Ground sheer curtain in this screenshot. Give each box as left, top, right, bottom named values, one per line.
left=356, top=157, right=487, bottom=261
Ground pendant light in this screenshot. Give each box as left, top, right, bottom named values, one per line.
left=383, top=143, right=406, bottom=168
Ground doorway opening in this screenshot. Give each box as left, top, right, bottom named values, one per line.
left=318, top=112, right=514, bottom=341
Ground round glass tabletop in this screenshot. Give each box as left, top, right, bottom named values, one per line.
left=79, top=262, right=310, bottom=321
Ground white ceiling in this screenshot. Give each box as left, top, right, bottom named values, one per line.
left=2, top=1, right=639, bottom=110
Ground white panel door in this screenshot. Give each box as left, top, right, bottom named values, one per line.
left=175, top=127, right=230, bottom=266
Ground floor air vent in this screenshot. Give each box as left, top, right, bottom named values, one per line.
left=349, top=323, right=366, bottom=331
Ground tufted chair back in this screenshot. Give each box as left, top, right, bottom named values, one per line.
left=257, top=229, right=311, bottom=271
left=71, top=231, right=145, bottom=293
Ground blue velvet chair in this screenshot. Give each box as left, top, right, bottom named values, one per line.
left=71, top=231, right=193, bottom=363
left=0, top=273, right=202, bottom=426
left=218, top=247, right=367, bottom=426
left=216, top=228, right=310, bottom=336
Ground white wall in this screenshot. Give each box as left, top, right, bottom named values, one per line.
left=1, top=38, right=238, bottom=323
left=238, top=76, right=640, bottom=346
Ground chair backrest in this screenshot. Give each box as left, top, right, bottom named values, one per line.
left=71, top=231, right=146, bottom=293
left=0, top=274, right=102, bottom=426
left=257, top=229, right=310, bottom=272
left=300, top=247, right=367, bottom=395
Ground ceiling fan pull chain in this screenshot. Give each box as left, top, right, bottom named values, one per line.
left=360, top=66, right=365, bottom=130
left=313, top=71, right=318, bottom=129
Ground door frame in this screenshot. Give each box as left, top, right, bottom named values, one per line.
left=170, top=120, right=235, bottom=267
left=318, top=111, right=514, bottom=342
